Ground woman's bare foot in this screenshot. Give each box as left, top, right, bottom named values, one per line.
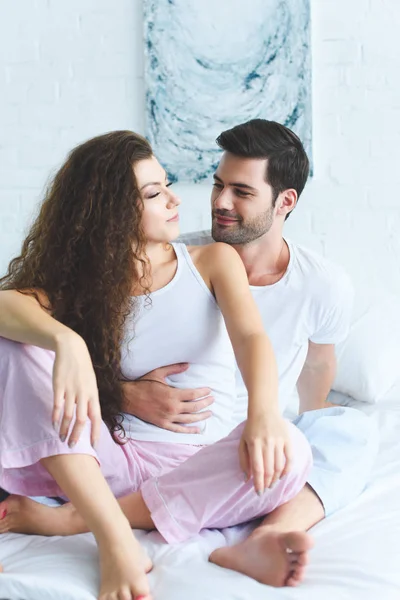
left=98, top=534, right=152, bottom=600
left=209, top=529, right=313, bottom=587
left=0, top=496, right=153, bottom=598
left=0, top=494, right=77, bottom=536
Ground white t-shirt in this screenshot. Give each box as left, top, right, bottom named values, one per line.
left=180, top=232, right=354, bottom=420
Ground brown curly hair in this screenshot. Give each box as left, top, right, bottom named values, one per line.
left=0, top=130, right=154, bottom=438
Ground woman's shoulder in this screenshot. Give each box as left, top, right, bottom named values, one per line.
left=186, top=242, right=238, bottom=262
left=185, top=243, right=242, bottom=283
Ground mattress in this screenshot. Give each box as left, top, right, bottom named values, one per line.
left=0, top=399, right=399, bottom=600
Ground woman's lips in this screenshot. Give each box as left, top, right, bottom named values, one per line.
left=167, top=214, right=179, bottom=222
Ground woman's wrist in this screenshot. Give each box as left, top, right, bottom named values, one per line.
left=247, top=399, right=280, bottom=420
left=53, top=328, right=85, bottom=352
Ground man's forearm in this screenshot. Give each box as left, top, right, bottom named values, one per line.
left=121, top=381, right=138, bottom=415
left=297, top=363, right=336, bottom=414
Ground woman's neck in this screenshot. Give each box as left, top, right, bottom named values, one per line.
left=132, top=241, right=177, bottom=294
left=144, top=241, right=175, bottom=268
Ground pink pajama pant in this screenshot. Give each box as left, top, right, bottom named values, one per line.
left=0, top=339, right=312, bottom=543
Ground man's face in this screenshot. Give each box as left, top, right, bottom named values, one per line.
left=211, top=152, right=276, bottom=245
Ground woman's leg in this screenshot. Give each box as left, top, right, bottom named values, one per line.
left=140, top=421, right=312, bottom=542
left=6, top=420, right=311, bottom=533
left=0, top=339, right=151, bottom=600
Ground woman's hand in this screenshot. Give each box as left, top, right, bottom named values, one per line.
left=239, top=412, right=293, bottom=495
left=52, top=332, right=101, bottom=448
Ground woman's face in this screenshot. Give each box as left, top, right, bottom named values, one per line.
left=134, top=155, right=181, bottom=244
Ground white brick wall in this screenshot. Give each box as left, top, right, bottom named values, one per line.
left=1, top=0, right=399, bottom=314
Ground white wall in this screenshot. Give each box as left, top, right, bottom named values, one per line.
left=1, top=0, right=399, bottom=313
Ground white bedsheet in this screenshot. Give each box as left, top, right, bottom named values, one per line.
left=0, top=399, right=399, bottom=600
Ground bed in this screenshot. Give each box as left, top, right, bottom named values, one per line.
left=0, top=393, right=399, bottom=600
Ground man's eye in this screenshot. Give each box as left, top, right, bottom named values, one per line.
left=213, top=183, right=223, bottom=189
left=235, top=190, right=250, bottom=197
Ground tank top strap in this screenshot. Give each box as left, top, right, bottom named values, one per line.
left=172, top=242, right=216, bottom=303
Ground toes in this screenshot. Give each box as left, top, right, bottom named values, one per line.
left=0, top=516, right=10, bottom=533
left=287, top=550, right=308, bottom=566
left=295, top=551, right=309, bottom=567
left=286, top=565, right=305, bottom=587
left=283, top=532, right=314, bottom=553
left=132, top=589, right=151, bottom=600
left=288, top=551, right=300, bottom=563
left=0, top=502, right=7, bottom=520
left=118, top=589, right=133, bottom=600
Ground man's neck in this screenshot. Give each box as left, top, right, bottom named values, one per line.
left=233, top=229, right=290, bottom=287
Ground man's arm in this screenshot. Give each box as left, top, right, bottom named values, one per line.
left=296, top=341, right=336, bottom=414
left=121, top=363, right=214, bottom=434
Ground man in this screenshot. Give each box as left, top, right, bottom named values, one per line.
left=121, top=119, right=378, bottom=586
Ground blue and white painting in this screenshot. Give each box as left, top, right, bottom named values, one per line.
left=144, top=0, right=311, bottom=183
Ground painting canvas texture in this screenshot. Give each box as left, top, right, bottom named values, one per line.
left=144, top=0, right=312, bottom=183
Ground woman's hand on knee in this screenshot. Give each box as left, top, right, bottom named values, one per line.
left=52, top=331, right=101, bottom=449
left=239, top=415, right=293, bottom=495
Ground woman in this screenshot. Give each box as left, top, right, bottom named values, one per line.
left=0, top=131, right=312, bottom=600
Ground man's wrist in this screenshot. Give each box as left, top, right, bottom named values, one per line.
left=120, top=380, right=137, bottom=415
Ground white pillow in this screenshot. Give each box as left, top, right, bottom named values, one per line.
left=333, top=298, right=400, bottom=403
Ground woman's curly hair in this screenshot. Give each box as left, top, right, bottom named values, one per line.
left=0, top=130, right=153, bottom=439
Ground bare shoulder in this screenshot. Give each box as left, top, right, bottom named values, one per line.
left=22, top=288, right=52, bottom=314
left=187, top=243, right=245, bottom=291
left=187, top=242, right=240, bottom=266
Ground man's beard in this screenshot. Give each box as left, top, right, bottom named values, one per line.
left=211, top=208, right=274, bottom=245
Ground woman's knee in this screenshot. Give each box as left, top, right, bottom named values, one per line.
left=286, top=420, right=313, bottom=472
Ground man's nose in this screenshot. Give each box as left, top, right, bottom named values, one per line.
left=213, top=188, right=234, bottom=211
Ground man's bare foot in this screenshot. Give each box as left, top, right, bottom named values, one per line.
left=209, top=529, right=313, bottom=587
left=98, top=534, right=152, bottom=600
left=0, top=494, right=78, bottom=536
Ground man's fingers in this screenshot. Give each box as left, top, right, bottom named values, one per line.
left=164, top=422, right=201, bottom=434
left=142, top=363, right=190, bottom=382
left=173, top=410, right=213, bottom=424
left=180, top=396, right=214, bottom=413
left=176, top=388, right=212, bottom=402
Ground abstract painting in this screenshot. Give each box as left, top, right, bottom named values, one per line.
left=144, top=0, right=312, bottom=183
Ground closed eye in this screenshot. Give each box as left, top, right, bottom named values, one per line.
left=234, top=189, right=251, bottom=197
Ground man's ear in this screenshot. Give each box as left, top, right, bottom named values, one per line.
left=276, top=189, right=297, bottom=218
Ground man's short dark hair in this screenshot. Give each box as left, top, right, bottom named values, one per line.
left=216, top=119, right=310, bottom=219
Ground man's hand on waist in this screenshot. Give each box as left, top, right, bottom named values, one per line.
left=121, top=363, right=214, bottom=434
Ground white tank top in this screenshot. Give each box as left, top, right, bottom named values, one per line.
left=120, top=243, right=237, bottom=445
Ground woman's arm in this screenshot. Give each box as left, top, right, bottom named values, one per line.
left=0, top=290, right=101, bottom=446
left=200, top=243, right=292, bottom=493
left=0, top=289, right=74, bottom=348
